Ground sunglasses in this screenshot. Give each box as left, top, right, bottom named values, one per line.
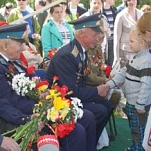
left=17, top=0, right=26, bottom=1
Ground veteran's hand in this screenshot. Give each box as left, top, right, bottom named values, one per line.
left=31, top=114, right=44, bottom=133
left=136, top=109, right=146, bottom=114
left=1, top=136, right=21, bottom=151
left=97, top=84, right=109, bottom=97
left=31, top=113, right=40, bottom=120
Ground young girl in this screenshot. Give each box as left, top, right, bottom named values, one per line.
left=106, top=29, right=151, bottom=151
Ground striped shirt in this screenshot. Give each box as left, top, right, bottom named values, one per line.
left=103, top=8, right=114, bottom=36
left=55, top=21, right=71, bottom=45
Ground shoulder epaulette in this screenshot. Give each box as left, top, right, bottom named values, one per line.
left=0, top=58, right=7, bottom=65
left=71, top=46, right=79, bottom=57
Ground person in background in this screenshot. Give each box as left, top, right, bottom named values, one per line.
left=60, top=2, right=77, bottom=22
left=0, top=135, right=20, bottom=151
left=41, top=4, right=74, bottom=57
left=102, top=0, right=117, bottom=66
left=106, top=28, right=151, bottom=151
left=7, top=0, right=41, bottom=54
left=35, top=0, right=48, bottom=29
left=81, top=0, right=103, bottom=15
left=0, top=2, right=14, bottom=20
left=26, top=1, right=34, bottom=13
left=68, top=0, right=86, bottom=18
left=113, top=0, right=143, bottom=67
left=116, top=0, right=125, bottom=13
left=45, top=14, right=112, bottom=148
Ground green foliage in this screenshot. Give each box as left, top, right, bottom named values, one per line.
left=29, top=0, right=35, bottom=10
left=0, top=0, right=15, bottom=7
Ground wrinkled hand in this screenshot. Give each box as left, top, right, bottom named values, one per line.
left=31, top=114, right=44, bottom=134
left=31, top=114, right=44, bottom=131
left=136, top=109, right=146, bottom=114
left=1, top=136, right=21, bottom=151
left=31, top=113, right=40, bottom=120
left=97, top=84, right=109, bottom=97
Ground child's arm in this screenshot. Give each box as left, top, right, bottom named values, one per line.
left=106, top=66, right=126, bottom=89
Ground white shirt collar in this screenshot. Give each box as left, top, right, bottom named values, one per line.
left=0, top=53, right=9, bottom=62
left=52, top=18, right=66, bottom=26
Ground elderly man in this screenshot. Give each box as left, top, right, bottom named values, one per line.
left=46, top=13, right=112, bottom=147
left=0, top=22, right=35, bottom=133
left=0, top=21, right=97, bottom=151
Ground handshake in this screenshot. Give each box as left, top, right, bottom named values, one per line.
left=97, top=84, right=110, bottom=97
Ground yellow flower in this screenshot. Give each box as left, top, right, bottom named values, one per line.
left=47, top=90, right=60, bottom=99
left=38, top=101, right=42, bottom=106
left=47, top=107, right=59, bottom=122
left=53, top=97, right=70, bottom=111
left=60, top=108, right=70, bottom=119
left=37, top=85, right=48, bottom=93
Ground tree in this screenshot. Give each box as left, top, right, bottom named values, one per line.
left=0, top=0, right=15, bottom=8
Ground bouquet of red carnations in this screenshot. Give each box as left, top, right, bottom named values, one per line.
left=3, top=67, right=83, bottom=151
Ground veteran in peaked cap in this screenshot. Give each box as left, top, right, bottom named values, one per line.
left=0, top=22, right=28, bottom=43
left=46, top=13, right=111, bottom=151
left=69, top=13, right=104, bottom=33
left=0, top=22, right=29, bottom=61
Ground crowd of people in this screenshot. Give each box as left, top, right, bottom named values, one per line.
left=0, top=0, right=151, bottom=151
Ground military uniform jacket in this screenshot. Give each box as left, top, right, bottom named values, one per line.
left=0, top=55, right=34, bottom=126
left=46, top=39, right=99, bottom=103
left=86, top=45, right=106, bottom=86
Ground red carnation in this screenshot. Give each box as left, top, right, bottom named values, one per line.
left=56, top=119, right=75, bottom=138
left=27, top=66, right=36, bottom=75
left=105, top=66, right=112, bottom=78
left=48, top=48, right=58, bottom=59
left=52, top=85, right=61, bottom=91
left=53, top=76, right=59, bottom=81
left=36, top=80, right=49, bottom=89
left=101, top=64, right=112, bottom=78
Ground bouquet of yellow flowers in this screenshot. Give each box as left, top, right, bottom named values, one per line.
left=3, top=67, right=83, bottom=151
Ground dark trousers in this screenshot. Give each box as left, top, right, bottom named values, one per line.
left=83, top=96, right=112, bottom=142
left=107, top=38, right=114, bottom=66
left=60, top=109, right=96, bottom=151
